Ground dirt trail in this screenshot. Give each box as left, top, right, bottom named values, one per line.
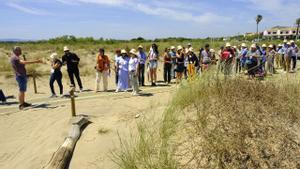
left=0, top=83, right=174, bottom=169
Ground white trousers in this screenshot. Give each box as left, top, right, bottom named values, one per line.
left=95, top=71, right=108, bottom=91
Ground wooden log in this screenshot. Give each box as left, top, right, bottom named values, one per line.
left=43, top=116, right=89, bottom=169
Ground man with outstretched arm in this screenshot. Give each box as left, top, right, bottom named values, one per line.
left=10, top=46, right=42, bottom=110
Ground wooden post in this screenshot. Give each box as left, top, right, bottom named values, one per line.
left=33, top=73, right=37, bottom=94
left=70, top=88, right=76, bottom=117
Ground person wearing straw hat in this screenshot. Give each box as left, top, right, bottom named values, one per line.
left=163, top=47, right=172, bottom=84
left=137, top=45, right=147, bottom=86
left=129, top=49, right=140, bottom=95
left=62, top=46, right=83, bottom=92
left=10, top=46, right=43, bottom=110
left=169, top=46, right=177, bottom=79
left=266, top=44, right=276, bottom=75
left=95, top=48, right=110, bottom=92
left=176, top=45, right=185, bottom=83
left=221, top=43, right=235, bottom=76
left=49, top=53, right=63, bottom=98
left=239, top=43, right=248, bottom=73
left=246, top=44, right=260, bottom=79
left=116, top=49, right=130, bottom=92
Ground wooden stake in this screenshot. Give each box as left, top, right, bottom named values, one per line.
left=70, top=88, right=76, bottom=117
left=33, top=74, right=37, bottom=94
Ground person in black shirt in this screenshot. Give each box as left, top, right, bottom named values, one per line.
left=62, top=46, right=83, bottom=91
left=49, top=53, right=63, bottom=97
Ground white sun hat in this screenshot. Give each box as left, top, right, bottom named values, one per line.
left=268, top=44, right=273, bottom=48
left=121, top=49, right=127, bottom=54
left=287, top=42, right=291, bottom=45
left=278, top=44, right=283, bottom=47
left=233, top=46, right=237, bottom=49
left=283, top=39, right=288, bottom=43
left=210, top=49, right=215, bottom=53
left=130, top=49, right=137, bottom=55
left=225, top=43, right=231, bottom=47
left=50, top=53, right=58, bottom=59
left=290, top=40, right=295, bottom=43
left=170, top=46, right=175, bottom=50
left=251, top=44, right=256, bottom=48
left=63, top=46, right=69, bottom=52
left=262, top=44, right=267, bottom=48
left=138, top=45, right=143, bottom=49
left=177, top=45, right=183, bottom=51
left=187, top=43, right=192, bottom=46
left=241, top=43, right=247, bottom=47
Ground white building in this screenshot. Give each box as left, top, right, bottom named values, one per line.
left=263, top=26, right=299, bottom=39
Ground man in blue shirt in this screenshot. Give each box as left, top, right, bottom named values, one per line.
left=137, top=45, right=147, bottom=86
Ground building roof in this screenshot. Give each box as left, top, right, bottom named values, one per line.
left=266, top=26, right=297, bottom=31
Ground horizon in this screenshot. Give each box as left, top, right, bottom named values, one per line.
left=0, top=0, right=299, bottom=40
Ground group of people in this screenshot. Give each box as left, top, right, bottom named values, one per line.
left=9, top=40, right=299, bottom=109
left=217, top=40, right=299, bottom=79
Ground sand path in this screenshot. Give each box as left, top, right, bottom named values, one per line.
left=0, top=84, right=174, bottom=169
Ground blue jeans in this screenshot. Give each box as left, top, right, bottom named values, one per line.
left=50, top=72, right=63, bottom=95
left=16, top=75, right=27, bottom=92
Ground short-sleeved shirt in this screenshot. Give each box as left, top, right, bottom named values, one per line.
left=62, top=52, right=80, bottom=71
left=137, top=51, right=147, bottom=64
left=51, top=59, right=63, bottom=73
left=10, top=54, right=26, bottom=77
left=129, top=57, right=139, bottom=72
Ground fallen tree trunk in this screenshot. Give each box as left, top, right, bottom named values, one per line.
left=44, top=116, right=89, bottom=169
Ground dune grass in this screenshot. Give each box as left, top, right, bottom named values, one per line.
left=112, top=70, right=300, bottom=169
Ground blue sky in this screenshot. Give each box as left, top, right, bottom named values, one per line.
left=0, top=0, right=299, bottom=40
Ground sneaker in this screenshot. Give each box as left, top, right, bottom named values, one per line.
left=19, top=104, right=25, bottom=110
left=23, top=102, right=32, bottom=107
left=50, top=94, right=57, bottom=98
left=115, top=89, right=119, bottom=93
left=80, top=89, right=84, bottom=93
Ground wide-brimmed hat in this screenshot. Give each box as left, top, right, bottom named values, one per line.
left=210, top=49, right=215, bottom=53
left=287, top=42, right=291, bottom=45
left=233, top=46, right=237, bottom=49
left=130, top=49, right=137, bottom=55
left=241, top=43, right=247, bottom=47
left=262, top=44, right=267, bottom=48
left=177, top=45, right=183, bottom=51
left=283, top=39, right=288, bottom=43
left=121, top=49, right=127, bottom=54
left=225, top=43, right=231, bottom=47
left=138, top=45, right=143, bottom=49
left=251, top=44, right=256, bottom=48
left=170, top=46, right=175, bottom=50
left=290, top=40, right=295, bottom=43
left=278, top=44, right=283, bottom=47
left=50, top=53, right=58, bottom=59
left=187, top=43, right=192, bottom=46
left=268, top=44, right=273, bottom=48
left=63, top=46, right=69, bottom=52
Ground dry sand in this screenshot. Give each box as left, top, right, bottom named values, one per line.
left=0, top=65, right=174, bottom=169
